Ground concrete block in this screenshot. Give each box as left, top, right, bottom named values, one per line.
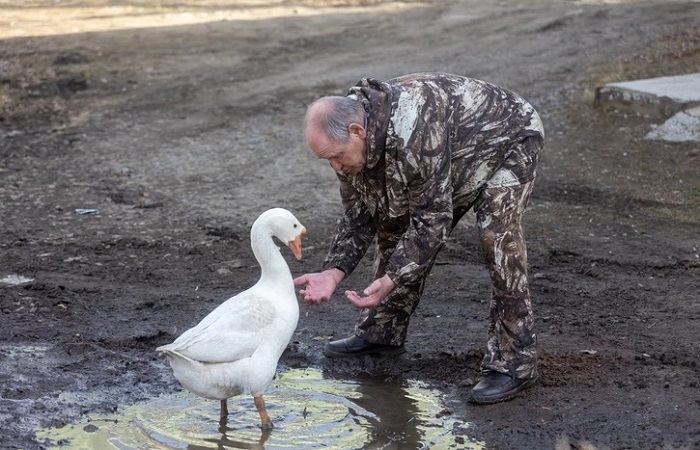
left=595, top=73, right=700, bottom=119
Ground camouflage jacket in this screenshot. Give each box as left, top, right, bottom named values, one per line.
left=323, top=72, right=544, bottom=287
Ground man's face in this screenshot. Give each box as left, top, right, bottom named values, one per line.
left=306, top=125, right=367, bottom=176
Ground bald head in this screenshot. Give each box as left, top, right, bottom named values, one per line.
left=304, top=95, right=366, bottom=144
left=303, top=95, right=368, bottom=176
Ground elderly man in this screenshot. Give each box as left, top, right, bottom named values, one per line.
left=294, top=72, right=544, bottom=404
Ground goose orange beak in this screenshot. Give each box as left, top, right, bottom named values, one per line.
left=287, top=227, right=306, bottom=261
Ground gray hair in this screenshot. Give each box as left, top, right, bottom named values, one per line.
left=304, top=95, right=366, bottom=143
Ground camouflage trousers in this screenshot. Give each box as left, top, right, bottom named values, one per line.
left=355, top=181, right=538, bottom=380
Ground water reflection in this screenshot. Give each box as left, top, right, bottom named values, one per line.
left=188, top=425, right=270, bottom=450
left=326, top=371, right=423, bottom=449
left=37, top=367, right=484, bottom=449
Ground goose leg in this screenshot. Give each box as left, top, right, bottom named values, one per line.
left=220, top=399, right=229, bottom=423
left=254, top=395, right=273, bottom=430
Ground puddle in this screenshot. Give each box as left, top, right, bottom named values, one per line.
left=37, top=367, right=485, bottom=449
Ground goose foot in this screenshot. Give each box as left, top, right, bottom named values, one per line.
left=259, top=427, right=272, bottom=444
left=254, top=395, right=274, bottom=430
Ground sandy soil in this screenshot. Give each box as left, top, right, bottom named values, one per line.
left=1, top=1, right=700, bottom=449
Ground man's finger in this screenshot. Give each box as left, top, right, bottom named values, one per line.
left=345, top=290, right=371, bottom=308
left=293, top=275, right=308, bottom=286
left=347, top=296, right=363, bottom=308
left=364, top=278, right=386, bottom=296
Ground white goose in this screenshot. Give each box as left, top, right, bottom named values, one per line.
left=156, top=208, right=306, bottom=429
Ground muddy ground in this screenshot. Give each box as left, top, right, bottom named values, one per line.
left=2, top=1, right=700, bottom=449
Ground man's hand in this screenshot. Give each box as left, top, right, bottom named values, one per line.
left=293, top=268, right=345, bottom=305
left=345, top=274, right=396, bottom=309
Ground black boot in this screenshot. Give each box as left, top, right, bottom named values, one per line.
left=323, top=335, right=405, bottom=358
left=470, top=372, right=538, bottom=404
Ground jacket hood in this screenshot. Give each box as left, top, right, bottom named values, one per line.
left=348, top=77, right=393, bottom=170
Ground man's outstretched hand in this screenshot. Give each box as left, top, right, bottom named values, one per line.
left=345, top=274, right=396, bottom=309
left=294, top=268, right=345, bottom=305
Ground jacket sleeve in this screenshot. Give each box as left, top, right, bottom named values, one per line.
left=384, top=121, right=454, bottom=286
left=322, top=175, right=377, bottom=276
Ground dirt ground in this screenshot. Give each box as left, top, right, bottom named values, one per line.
left=2, top=0, right=700, bottom=449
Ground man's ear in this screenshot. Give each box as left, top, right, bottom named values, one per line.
left=348, top=123, right=366, bottom=139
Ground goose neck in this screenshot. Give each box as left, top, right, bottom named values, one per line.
left=251, top=227, right=292, bottom=282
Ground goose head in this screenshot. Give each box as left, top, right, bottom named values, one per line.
left=254, top=208, right=307, bottom=260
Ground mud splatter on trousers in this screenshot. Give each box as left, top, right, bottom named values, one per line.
left=355, top=182, right=537, bottom=379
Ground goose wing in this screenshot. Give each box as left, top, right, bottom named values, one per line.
left=161, top=289, right=279, bottom=363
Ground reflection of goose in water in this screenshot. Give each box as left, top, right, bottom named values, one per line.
left=157, top=208, right=306, bottom=429
left=187, top=425, right=270, bottom=450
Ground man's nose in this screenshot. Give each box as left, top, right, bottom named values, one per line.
left=329, top=160, right=342, bottom=172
